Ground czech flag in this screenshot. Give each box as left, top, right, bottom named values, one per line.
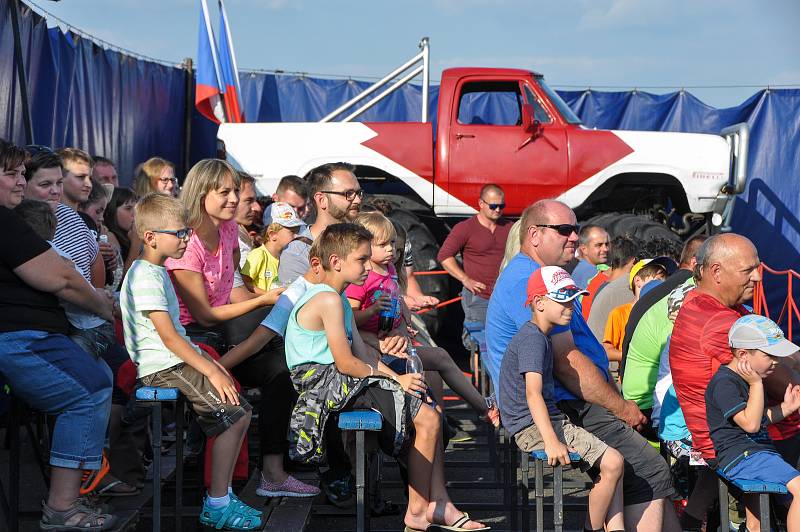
left=196, top=0, right=226, bottom=123
left=217, top=0, right=244, bottom=123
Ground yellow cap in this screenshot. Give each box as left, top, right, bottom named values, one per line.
left=629, top=259, right=652, bottom=290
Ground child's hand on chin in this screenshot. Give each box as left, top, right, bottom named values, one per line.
left=737, top=358, right=762, bottom=384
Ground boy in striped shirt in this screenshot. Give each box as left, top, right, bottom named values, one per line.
left=120, top=193, right=262, bottom=530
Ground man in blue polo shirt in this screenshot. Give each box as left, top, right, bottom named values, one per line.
left=487, top=199, right=678, bottom=531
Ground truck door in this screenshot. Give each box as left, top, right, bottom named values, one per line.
left=447, top=79, right=568, bottom=215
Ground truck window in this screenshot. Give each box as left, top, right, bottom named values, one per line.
left=457, top=81, right=522, bottom=126
left=523, top=86, right=552, bottom=123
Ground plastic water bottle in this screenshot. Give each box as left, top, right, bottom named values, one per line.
left=406, top=346, right=423, bottom=375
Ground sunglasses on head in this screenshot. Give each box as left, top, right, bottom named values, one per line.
left=153, top=227, right=193, bottom=239
left=25, top=144, right=54, bottom=156
left=537, top=224, right=579, bottom=237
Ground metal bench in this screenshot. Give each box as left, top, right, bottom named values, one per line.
left=135, top=386, right=185, bottom=532
left=717, top=469, right=788, bottom=532
left=338, top=410, right=383, bottom=532
left=519, top=450, right=583, bottom=532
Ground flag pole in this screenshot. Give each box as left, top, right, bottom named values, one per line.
left=199, top=0, right=227, bottom=122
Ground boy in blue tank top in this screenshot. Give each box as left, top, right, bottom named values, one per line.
left=286, top=223, right=489, bottom=532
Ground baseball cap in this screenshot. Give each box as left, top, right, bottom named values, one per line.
left=525, top=266, right=589, bottom=306
left=628, top=256, right=678, bottom=290
left=728, top=315, right=800, bottom=358
left=269, top=202, right=303, bottom=228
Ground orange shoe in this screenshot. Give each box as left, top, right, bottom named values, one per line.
left=80, top=451, right=110, bottom=495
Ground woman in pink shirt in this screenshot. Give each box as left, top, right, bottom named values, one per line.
left=167, top=159, right=318, bottom=499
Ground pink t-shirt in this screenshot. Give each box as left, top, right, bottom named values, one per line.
left=165, top=219, right=238, bottom=325
left=345, top=263, right=401, bottom=334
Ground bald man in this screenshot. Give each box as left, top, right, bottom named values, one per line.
left=671, top=235, right=800, bottom=470
left=438, top=183, right=512, bottom=337
left=487, top=200, right=678, bottom=531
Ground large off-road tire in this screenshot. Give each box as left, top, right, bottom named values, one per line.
left=583, top=212, right=682, bottom=244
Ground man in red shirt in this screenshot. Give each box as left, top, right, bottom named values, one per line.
left=671, top=232, right=800, bottom=467
left=438, top=184, right=512, bottom=334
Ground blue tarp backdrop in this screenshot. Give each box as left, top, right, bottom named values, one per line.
left=2, top=2, right=798, bottom=292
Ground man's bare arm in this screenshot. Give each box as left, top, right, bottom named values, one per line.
left=551, top=330, right=646, bottom=428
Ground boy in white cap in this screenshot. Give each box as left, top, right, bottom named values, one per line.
left=242, top=202, right=303, bottom=293
left=705, top=314, right=800, bottom=531
left=498, top=266, right=625, bottom=532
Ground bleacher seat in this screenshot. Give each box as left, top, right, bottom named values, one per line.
left=338, top=410, right=383, bottom=532
left=136, top=386, right=185, bottom=532
left=519, top=450, right=583, bottom=532
left=717, top=469, right=787, bottom=532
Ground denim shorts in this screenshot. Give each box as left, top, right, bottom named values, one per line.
left=0, top=330, right=112, bottom=469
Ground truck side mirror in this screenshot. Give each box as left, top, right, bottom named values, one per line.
left=521, top=104, right=541, bottom=135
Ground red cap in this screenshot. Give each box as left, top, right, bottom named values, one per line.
left=525, top=266, right=589, bottom=307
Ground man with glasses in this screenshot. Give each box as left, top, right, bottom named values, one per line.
left=278, top=162, right=363, bottom=285
left=487, top=199, right=679, bottom=531
left=438, top=184, right=512, bottom=340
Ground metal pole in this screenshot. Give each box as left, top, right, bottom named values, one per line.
left=341, top=65, right=423, bottom=122
left=9, top=0, right=34, bottom=144
left=320, top=49, right=425, bottom=122
left=420, top=37, right=429, bottom=123
left=181, top=58, right=193, bottom=181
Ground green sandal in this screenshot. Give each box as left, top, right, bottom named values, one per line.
left=199, top=497, right=263, bottom=530
left=39, top=501, right=117, bottom=531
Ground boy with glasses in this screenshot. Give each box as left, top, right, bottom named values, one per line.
left=121, top=193, right=262, bottom=529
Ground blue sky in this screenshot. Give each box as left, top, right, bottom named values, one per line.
left=34, top=0, right=799, bottom=108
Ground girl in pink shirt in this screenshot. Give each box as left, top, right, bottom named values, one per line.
left=348, top=212, right=499, bottom=426
left=167, top=159, right=317, bottom=499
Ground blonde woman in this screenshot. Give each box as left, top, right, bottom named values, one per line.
left=167, top=159, right=317, bottom=498
left=132, top=157, right=178, bottom=197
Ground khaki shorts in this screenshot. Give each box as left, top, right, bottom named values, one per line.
left=514, top=413, right=607, bottom=468
left=141, top=359, right=251, bottom=438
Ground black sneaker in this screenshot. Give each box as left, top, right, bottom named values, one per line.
left=321, top=474, right=355, bottom=508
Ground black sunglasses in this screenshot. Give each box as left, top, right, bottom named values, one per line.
left=321, top=189, right=364, bottom=202
left=480, top=198, right=506, bottom=210
left=153, top=227, right=193, bottom=239
left=537, top=224, right=579, bottom=237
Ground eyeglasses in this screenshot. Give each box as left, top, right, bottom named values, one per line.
left=158, top=177, right=178, bottom=185
left=153, top=227, right=193, bottom=240
left=537, top=224, right=579, bottom=237
left=321, top=189, right=364, bottom=202
left=480, top=198, right=506, bottom=210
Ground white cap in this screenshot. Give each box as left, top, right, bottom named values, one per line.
left=268, top=202, right=303, bottom=228
left=729, top=315, right=800, bottom=358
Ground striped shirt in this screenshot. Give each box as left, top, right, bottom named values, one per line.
left=121, top=259, right=196, bottom=378
left=53, top=203, right=99, bottom=282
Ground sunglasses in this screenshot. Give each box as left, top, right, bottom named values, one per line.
left=321, top=189, right=364, bottom=202
left=537, top=224, right=579, bottom=237
left=153, top=227, right=193, bottom=240
left=480, top=198, right=506, bottom=210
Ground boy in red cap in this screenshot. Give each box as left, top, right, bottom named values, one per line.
left=498, top=266, right=625, bottom=532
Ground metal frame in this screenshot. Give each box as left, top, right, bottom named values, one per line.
left=319, top=37, right=430, bottom=123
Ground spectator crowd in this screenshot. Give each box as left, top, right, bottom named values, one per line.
left=1, top=137, right=798, bottom=532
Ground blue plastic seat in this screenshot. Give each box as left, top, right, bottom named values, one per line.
left=717, top=469, right=786, bottom=532
left=338, top=410, right=384, bottom=532
left=135, top=386, right=184, bottom=532
left=519, top=450, right=584, bottom=532
left=338, top=409, right=383, bottom=431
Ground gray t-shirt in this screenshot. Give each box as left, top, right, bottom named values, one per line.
left=587, top=274, right=633, bottom=341
left=498, top=321, right=557, bottom=437
left=277, top=225, right=314, bottom=284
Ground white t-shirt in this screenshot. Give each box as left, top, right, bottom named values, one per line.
left=260, top=275, right=313, bottom=337
left=121, top=259, right=197, bottom=377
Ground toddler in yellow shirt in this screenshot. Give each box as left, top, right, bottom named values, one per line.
left=242, top=202, right=302, bottom=292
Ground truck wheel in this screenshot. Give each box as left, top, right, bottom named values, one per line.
left=384, top=207, right=450, bottom=337
left=583, top=212, right=681, bottom=244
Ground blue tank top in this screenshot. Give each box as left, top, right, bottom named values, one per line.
left=285, top=283, right=353, bottom=369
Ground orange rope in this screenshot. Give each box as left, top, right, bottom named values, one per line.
left=416, top=296, right=462, bottom=315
